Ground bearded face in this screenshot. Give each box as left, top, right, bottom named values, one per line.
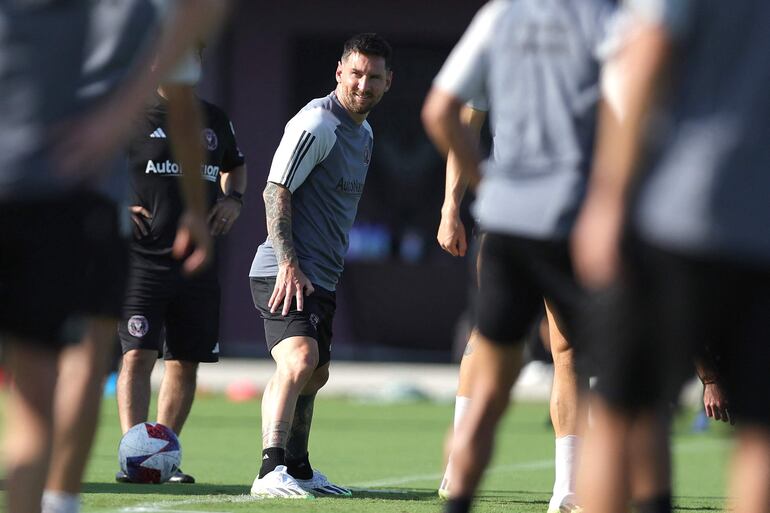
left=335, top=51, right=392, bottom=120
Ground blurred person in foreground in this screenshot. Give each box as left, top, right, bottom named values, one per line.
left=115, top=47, right=247, bottom=484
left=422, top=0, right=615, bottom=511
left=0, top=1, right=227, bottom=512
left=435, top=102, right=587, bottom=513
left=572, top=1, right=770, bottom=513
left=247, top=33, right=392, bottom=499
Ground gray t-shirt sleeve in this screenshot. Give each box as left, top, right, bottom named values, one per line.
left=627, top=0, right=695, bottom=38
left=432, top=0, right=508, bottom=104
left=267, top=107, right=337, bottom=193
left=467, top=95, right=489, bottom=113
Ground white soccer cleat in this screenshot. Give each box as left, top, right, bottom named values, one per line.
left=250, top=465, right=314, bottom=499
left=295, top=468, right=352, bottom=496
left=438, top=475, right=450, bottom=499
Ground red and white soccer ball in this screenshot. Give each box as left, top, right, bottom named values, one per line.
left=118, top=422, right=182, bottom=484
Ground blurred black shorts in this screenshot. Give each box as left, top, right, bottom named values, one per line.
left=474, top=232, right=586, bottom=347
left=0, top=191, right=127, bottom=349
left=592, top=235, right=770, bottom=425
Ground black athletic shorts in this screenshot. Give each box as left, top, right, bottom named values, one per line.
left=250, top=277, right=335, bottom=368
left=474, top=233, right=586, bottom=347
left=592, top=236, right=770, bottom=425
left=0, top=191, right=128, bottom=349
left=118, top=252, right=220, bottom=362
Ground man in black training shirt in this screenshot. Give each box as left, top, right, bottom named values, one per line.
left=115, top=70, right=247, bottom=484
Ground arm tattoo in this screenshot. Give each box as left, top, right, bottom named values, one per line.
left=263, top=182, right=296, bottom=264
left=262, top=420, right=291, bottom=448
left=286, top=394, right=316, bottom=460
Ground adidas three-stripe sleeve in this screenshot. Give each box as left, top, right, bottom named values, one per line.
left=267, top=107, right=337, bottom=193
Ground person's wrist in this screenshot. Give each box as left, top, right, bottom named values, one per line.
left=278, top=256, right=297, bottom=269
left=441, top=204, right=460, bottom=218
left=225, top=190, right=244, bottom=205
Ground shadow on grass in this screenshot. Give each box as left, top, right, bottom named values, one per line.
left=82, top=482, right=249, bottom=495
left=672, top=496, right=726, bottom=512
left=347, top=487, right=437, bottom=501
left=476, top=490, right=549, bottom=505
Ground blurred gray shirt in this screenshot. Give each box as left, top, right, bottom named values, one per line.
left=628, top=0, right=770, bottom=265
left=433, top=0, right=614, bottom=240
left=0, top=0, right=179, bottom=202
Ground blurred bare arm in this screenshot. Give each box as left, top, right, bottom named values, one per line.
left=437, top=106, right=486, bottom=257
left=422, top=88, right=482, bottom=190
left=572, top=22, right=673, bottom=289
left=56, top=0, right=230, bottom=175
left=164, top=84, right=212, bottom=274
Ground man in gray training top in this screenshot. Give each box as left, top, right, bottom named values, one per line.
left=248, top=32, right=392, bottom=499
left=422, top=1, right=614, bottom=512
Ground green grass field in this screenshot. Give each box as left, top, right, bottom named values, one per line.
left=2, top=393, right=732, bottom=513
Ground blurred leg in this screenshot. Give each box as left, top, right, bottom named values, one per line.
left=440, top=329, right=480, bottom=494
left=4, top=341, right=58, bottom=513
left=729, top=426, right=770, bottom=513
left=628, top=409, right=671, bottom=512
left=578, top=396, right=630, bottom=513
left=449, top=336, right=523, bottom=499
left=546, top=302, right=587, bottom=511
left=46, top=318, right=115, bottom=495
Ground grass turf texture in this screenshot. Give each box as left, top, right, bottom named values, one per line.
left=1, top=394, right=731, bottom=512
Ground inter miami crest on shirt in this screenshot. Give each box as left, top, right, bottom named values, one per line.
left=202, top=128, right=218, bottom=151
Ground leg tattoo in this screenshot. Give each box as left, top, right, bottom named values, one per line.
left=286, top=394, right=316, bottom=460
left=262, top=421, right=290, bottom=448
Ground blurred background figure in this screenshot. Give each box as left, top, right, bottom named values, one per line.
left=434, top=102, right=588, bottom=513
left=572, top=1, right=770, bottom=513
left=0, top=1, right=227, bottom=512
left=422, top=0, right=615, bottom=512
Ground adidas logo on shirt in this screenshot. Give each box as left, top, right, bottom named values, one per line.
left=150, top=128, right=167, bottom=138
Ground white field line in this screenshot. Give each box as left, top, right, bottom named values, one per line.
left=349, top=458, right=553, bottom=488
left=101, top=437, right=730, bottom=513
left=112, top=495, right=258, bottom=513
left=349, top=436, right=730, bottom=489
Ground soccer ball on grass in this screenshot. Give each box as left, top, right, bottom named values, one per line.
left=118, top=422, right=181, bottom=484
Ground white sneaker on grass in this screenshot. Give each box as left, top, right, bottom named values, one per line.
left=437, top=474, right=451, bottom=499
left=295, top=469, right=352, bottom=496
left=250, top=465, right=314, bottom=499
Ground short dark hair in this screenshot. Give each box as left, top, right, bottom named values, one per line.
left=341, top=33, right=393, bottom=70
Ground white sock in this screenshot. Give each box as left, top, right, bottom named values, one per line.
left=42, top=490, right=80, bottom=513
left=453, top=395, right=471, bottom=431
left=549, top=435, right=580, bottom=509
left=442, top=396, right=471, bottom=486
